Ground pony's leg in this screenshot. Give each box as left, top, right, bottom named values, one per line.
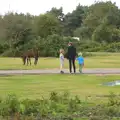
left=30, top=58, right=31, bottom=65
left=34, top=57, right=38, bottom=65
left=22, top=58, right=24, bottom=65
left=27, top=58, right=29, bottom=66
left=22, top=57, right=26, bottom=65
left=29, top=57, right=31, bottom=65
left=36, top=58, right=38, bottom=65
left=24, top=57, right=27, bottom=65
left=34, top=60, right=36, bottom=65
left=34, top=57, right=36, bottom=65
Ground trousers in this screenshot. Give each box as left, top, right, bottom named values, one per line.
left=79, top=64, right=84, bottom=73
left=69, top=58, right=76, bottom=73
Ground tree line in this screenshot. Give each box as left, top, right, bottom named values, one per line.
left=0, top=1, right=120, bottom=57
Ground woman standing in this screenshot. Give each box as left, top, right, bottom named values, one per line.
left=67, top=42, right=77, bottom=74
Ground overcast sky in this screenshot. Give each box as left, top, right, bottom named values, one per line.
left=0, top=0, right=120, bottom=15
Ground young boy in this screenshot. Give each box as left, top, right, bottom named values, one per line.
left=59, top=49, right=64, bottom=74
left=76, top=52, right=84, bottom=73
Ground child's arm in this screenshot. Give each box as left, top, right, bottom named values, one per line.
left=60, top=56, right=64, bottom=61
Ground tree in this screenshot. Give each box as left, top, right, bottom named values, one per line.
left=74, top=26, right=92, bottom=40
left=47, top=7, right=65, bottom=35
left=83, top=1, right=118, bottom=28
left=80, top=1, right=120, bottom=42
left=47, top=7, right=64, bottom=21
left=92, top=24, right=112, bottom=43
left=92, top=24, right=120, bottom=43
left=36, top=13, right=61, bottom=38
left=1, top=1, right=120, bottom=57
left=63, top=4, right=88, bottom=36
left=0, top=12, right=35, bottom=48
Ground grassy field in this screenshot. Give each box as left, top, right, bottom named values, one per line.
left=0, top=74, right=120, bottom=101
left=0, top=53, right=120, bottom=69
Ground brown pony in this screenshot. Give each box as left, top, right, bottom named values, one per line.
left=22, top=49, right=39, bottom=66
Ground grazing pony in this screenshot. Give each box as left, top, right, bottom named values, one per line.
left=22, top=49, right=39, bottom=66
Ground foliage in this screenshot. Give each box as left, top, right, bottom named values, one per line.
left=36, top=13, right=61, bottom=38
left=0, top=92, right=120, bottom=120
left=0, top=1, right=120, bottom=57
left=63, top=4, right=88, bottom=36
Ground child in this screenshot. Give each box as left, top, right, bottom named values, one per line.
left=76, top=52, right=84, bottom=73
left=59, top=49, right=64, bottom=73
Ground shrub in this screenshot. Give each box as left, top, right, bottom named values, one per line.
left=0, top=92, right=120, bottom=120
left=77, top=52, right=93, bottom=57
left=104, top=42, right=120, bottom=52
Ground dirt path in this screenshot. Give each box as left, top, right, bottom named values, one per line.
left=0, top=68, right=120, bottom=75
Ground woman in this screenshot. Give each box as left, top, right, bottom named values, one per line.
left=67, top=42, right=77, bottom=74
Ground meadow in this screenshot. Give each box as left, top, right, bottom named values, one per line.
left=0, top=52, right=120, bottom=70
left=1, top=74, right=120, bottom=120
left=0, top=74, right=120, bottom=101
left=0, top=53, right=120, bottom=119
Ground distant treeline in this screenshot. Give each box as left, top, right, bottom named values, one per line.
left=0, top=1, right=120, bottom=57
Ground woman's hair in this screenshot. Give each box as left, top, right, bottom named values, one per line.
left=68, top=42, right=73, bottom=46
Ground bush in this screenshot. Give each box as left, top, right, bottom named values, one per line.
left=1, top=35, right=120, bottom=57
left=86, top=46, right=104, bottom=52
left=104, top=42, right=120, bottom=52
left=1, top=49, right=15, bottom=57
left=0, top=92, right=120, bottom=120
left=77, top=40, right=103, bottom=52
left=0, top=43, right=10, bottom=55
left=82, top=52, right=93, bottom=57
left=0, top=34, right=80, bottom=57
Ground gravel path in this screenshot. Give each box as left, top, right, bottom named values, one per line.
left=0, top=68, right=120, bottom=75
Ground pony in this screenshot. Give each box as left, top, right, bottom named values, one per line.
left=21, top=49, right=39, bottom=66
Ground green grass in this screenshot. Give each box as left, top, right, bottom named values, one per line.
left=0, top=53, right=120, bottom=70
left=0, top=74, right=120, bottom=101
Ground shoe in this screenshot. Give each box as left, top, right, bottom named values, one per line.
left=60, top=71, right=64, bottom=74
left=79, top=70, right=82, bottom=74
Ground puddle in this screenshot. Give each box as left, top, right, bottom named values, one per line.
left=102, top=80, right=120, bottom=86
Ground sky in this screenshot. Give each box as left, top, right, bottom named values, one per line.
left=0, top=0, right=120, bottom=15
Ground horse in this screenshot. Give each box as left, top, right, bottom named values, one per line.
left=21, top=49, right=39, bottom=66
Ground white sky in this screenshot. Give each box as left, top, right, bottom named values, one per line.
left=0, top=0, right=120, bottom=15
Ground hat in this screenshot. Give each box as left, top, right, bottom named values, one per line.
left=78, top=52, right=82, bottom=56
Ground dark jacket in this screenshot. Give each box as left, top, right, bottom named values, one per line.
left=67, top=45, right=77, bottom=59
